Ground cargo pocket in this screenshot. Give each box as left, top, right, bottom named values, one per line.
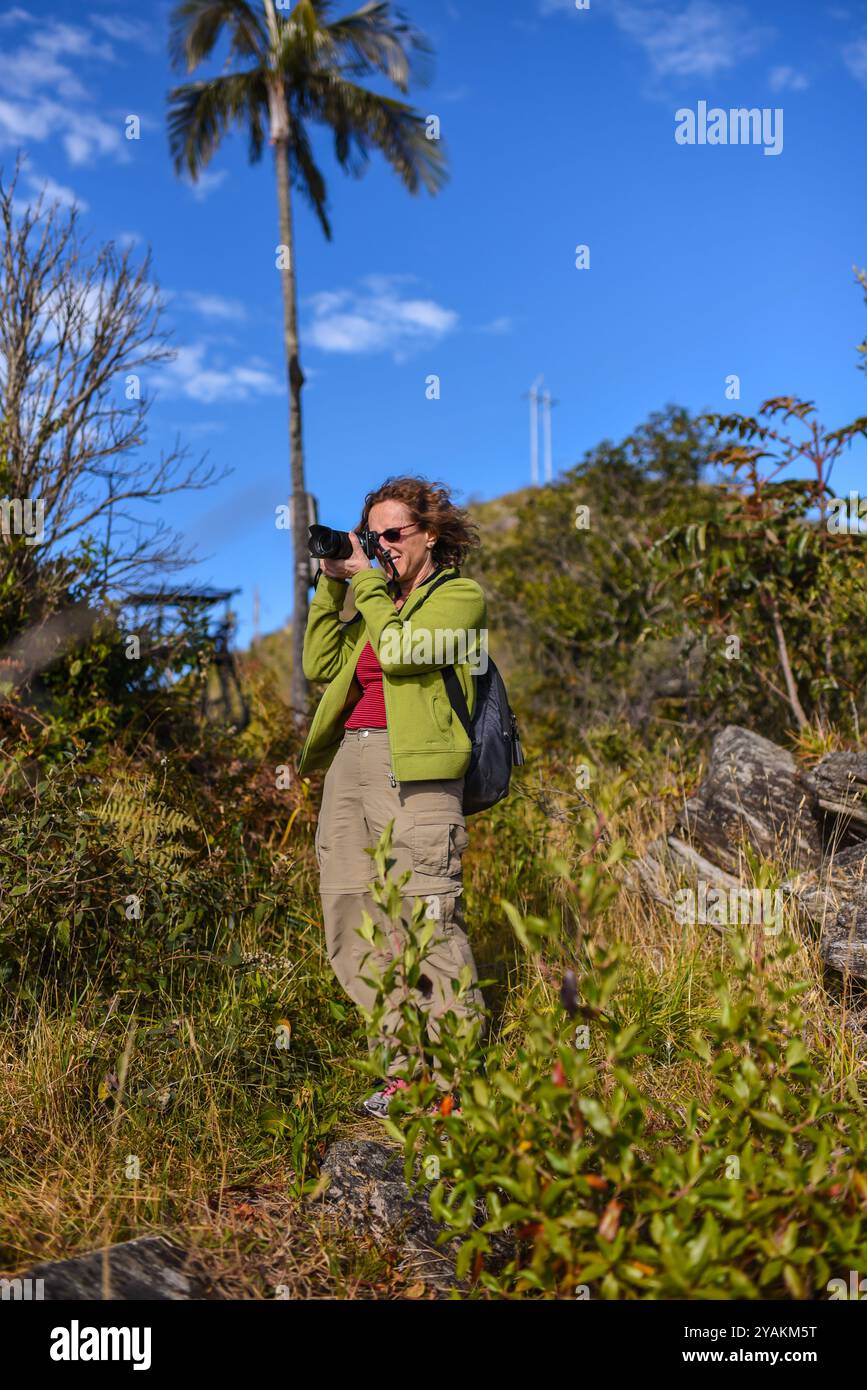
left=314, top=817, right=324, bottom=870
left=449, top=822, right=469, bottom=872
left=411, top=814, right=449, bottom=876
left=411, top=813, right=468, bottom=879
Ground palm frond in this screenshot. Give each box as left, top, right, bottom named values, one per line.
left=287, top=120, right=332, bottom=240
left=168, top=0, right=267, bottom=73
left=246, top=93, right=268, bottom=164
left=326, top=1, right=434, bottom=90
left=166, top=0, right=448, bottom=216
left=305, top=77, right=447, bottom=195
left=271, top=1, right=430, bottom=92
left=168, top=71, right=268, bottom=177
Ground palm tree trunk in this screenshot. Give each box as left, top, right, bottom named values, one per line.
left=273, top=135, right=309, bottom=725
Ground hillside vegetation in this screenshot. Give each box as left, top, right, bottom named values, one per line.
left=3, top=397, right=867, bottom=1298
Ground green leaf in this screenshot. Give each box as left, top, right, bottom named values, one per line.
left=578, top=1097, right=614, bottom=1137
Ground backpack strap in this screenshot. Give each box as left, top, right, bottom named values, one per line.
left=442, top=664, right=472, bottom=740
left=403, top=566, right=457, bottom=613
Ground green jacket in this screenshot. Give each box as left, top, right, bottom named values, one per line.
left=296, top=565, right=487, bottom=781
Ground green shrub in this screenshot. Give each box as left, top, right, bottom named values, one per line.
left=360, top=819, right=867, bottom=1299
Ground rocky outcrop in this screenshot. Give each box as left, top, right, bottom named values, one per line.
left=676, top=726, right=822, bottom=874
left=627, top=726, right=867, bottom=979
left=307, top=1137, right=513, bottom=1295
left=24, top=1235, right=208, bottom=1300
left=811, top=752, right=867, bottom=837
left=308, top=1138, right=462, bottom=1292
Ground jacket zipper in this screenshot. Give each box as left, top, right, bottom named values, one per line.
left=380, top=573, right=439, bottom=782
left=304, top=566, right=455, bottom=779
left=380, top=579, right=429, bottom=786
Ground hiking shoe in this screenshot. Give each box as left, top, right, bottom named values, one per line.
left=360, top=1078, right=410, bottom=1119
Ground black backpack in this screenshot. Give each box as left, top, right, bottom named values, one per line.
left=410, top=571, right=524, bottom=815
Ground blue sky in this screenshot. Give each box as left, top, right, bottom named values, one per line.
left=2, top=0, right=867, bottom=644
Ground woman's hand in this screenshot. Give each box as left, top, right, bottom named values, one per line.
left=319, top=530, right=372, bottom=580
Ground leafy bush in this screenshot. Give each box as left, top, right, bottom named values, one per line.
left=0, top=711, right=308, bottom=999
left=361, top=817, right=867, bottom=1299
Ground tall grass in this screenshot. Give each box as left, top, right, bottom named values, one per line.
left=1, top=662, right=864, bottom=1297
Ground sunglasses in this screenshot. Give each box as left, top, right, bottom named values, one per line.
left=373, top=524, right=421, bottom=545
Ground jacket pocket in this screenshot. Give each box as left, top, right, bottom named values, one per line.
left=411, top=812, right=468, bottom=877
left=430, top=690, right=453, bottom=736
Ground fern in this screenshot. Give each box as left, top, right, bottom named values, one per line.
left=95, top=774, right=200, bottom=876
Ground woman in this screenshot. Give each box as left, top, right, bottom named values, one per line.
left=296, top=477, right=487, bottom=1118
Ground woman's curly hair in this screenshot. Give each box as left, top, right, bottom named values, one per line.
left=357, top=476, right=480, bottom=569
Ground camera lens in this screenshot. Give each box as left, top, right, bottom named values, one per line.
left=307, top=525, right=353, bottom=559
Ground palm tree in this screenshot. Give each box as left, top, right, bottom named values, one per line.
left=168, top=0, right=447, bottom=722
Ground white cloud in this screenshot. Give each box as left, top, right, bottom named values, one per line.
left=18, top=170, right=88, bottom=211
left=170, top=420, right=227, bottom=439
left=843, top=35, right=867, bottom=84
left=89, top=13, right=156, bottom=47
left=0, top=11, right=129, bottom=165
left=182, top=169, right=229, bottom=201
left=769, top=64, right=809, bottom=92
left=182, top=292, right=247, bottom=322
left=153, top=343, right=283, bottom=404
left=305, top=275, right=458, bottom=360
left=611, top=0, right=769, bottom=79
left=478, top=316, right=513, bottom=335
left=27, top=277, right=110, bottom=352
left=0, top=8, right=34, bottom=27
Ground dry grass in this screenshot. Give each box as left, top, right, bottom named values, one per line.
left=2, top=721, right=865, bottom=1296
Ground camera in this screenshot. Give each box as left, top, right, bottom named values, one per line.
left=307, top=525, right=380, bottom=560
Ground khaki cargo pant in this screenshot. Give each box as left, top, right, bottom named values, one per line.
left=315, top=727, right=486, bottom=1082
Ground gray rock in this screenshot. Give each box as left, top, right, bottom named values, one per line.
left=310, top=1138, right=461, bottom=1291
left=786, top=841, right=867, bottom=924
left=821, top=894, right=867, bottom=977
left=677, top=726, right=822, bottom=875
left=624, top=833, right=742, bottom=918
left=26, top=1235, right=208, bottom=1300
left=829, top=841, right=867, bottom=875
left=310, top=1137, right=515, bottom=1293
left=782, top=841, right=867, bottom=977
left=811, top=751, right=867, bottom=836
left=624, top=726, right=867, bottom=980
